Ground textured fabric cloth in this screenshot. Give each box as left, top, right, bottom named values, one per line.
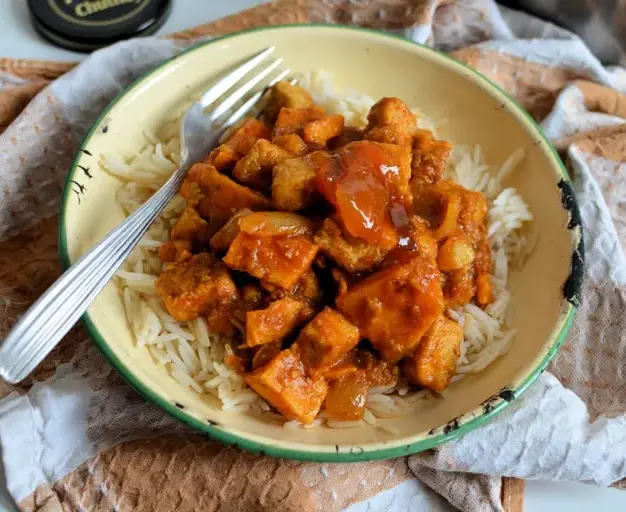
left=1, top=1, right=626, bottom=511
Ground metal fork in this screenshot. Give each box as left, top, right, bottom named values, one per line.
left=0, top=47, right=289, bottom=384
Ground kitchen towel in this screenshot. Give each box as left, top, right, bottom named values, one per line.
left=2, top=1, right=626, bottom=511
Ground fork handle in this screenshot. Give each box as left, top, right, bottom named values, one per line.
left=0, top=166, right=186, bottom=384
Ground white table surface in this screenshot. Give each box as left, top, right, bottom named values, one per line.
left=0, top=0, right=625, bottom=510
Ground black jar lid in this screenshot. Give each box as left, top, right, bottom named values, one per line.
left=28, top=0, right=172, bottom=52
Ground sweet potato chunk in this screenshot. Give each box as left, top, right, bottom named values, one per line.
left=264, top=81, right=313, bottom=124
left=159, top=240, right=192, bottom=263
left=209, top=209, right=252, bottom=253
left=223, top=232, right=319, bottom=291
left=232, top=139, right=293, bottom=190
left=272, top=152, right=329, bottom=211
left=155, top=255, right=238, bottom=322
left=303, top=114, right=345, bottom=147
left=402, top=316, right=463, bottom=392
left=246, top=297, right=314, bottom=346
left=295, top=307, right=360, bottom=378
left=206, top=119, right=270, bottom=170
left=272, top=134, right=308, bottom=156
left=246, top=349, right=328, bottom=423
left=181, top=163, right=270, bottom=228
left=170, top=207, right=208, bottom=241
left=272, top=106, right=326, bottom=138
left=314, top=217, right=389, bottom=273
left=337, top=255, right=444, bottom=362
left=411, top=129, right=452, bottom=186
left=364, top=97, right=416, bottom=146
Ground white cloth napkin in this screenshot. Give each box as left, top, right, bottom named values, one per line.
left=2, top=2, right=626, bottom=511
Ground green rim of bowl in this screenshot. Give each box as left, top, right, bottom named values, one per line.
left=58, top=24, right=581, bottom=462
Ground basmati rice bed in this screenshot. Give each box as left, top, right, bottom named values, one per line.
left=103, top=71, right=533, bottom=432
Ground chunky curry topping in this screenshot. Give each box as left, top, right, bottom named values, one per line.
left=155, top=82, right=492, bottom=424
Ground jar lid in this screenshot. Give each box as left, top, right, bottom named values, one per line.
left=28, top=0, right=172, bottom=52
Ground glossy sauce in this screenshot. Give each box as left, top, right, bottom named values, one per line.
left=316, top=141, right=414, bottom=250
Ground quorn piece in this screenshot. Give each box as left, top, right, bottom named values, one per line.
left=246, top=297, right=314, bottom=346
left=155, top=255, right=239, bottom=322
left=410, top=129, right=452, bottom=186
left=292, top=270, right=322, bottom=303
left=206, top=118, right=270, bottom=170
left=246, top=349, right=328, bottom=423
left=337, top=254, right=444, bottom=362
left=314, top=217, right=390, bottom=273
left=353, top=350, right=399, bottom=389
left=411, top=179, right=487, bottom=243
left=170, top=207, right=208, bottom=241
left=180, top=163, right=271, bottom=229
left=402, top=316, right=463, bottom=392
left=159, top=240, right=192, bottom=263
left=377, top=142, right=413, bottom=199
left=232, top=139, right=293, bottom=191
left=323, top=350, right=398, bottom=389
left=272, top=134, right=309, bottom=156
left=271, top=151, right=329, bottom=211
left=271, top=105, right=326, bottom=139
left=364, top=97, right=417, bottom=146
left=295, top=307, right=360, bottom=378
left=303, top=114, right=345, bottom=147
left=407, top=215, right=438, bottom=261
left=223, top=231, right=319, bottom=291
left=264, top=81, right=314, bottom=124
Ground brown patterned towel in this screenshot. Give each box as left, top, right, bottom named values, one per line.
left=3, top=1, right=626, bottom=511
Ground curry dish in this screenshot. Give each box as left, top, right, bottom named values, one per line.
left=154, top=81, right=493, bottom=424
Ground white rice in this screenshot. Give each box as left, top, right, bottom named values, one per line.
left=103, top=71, right=533, bottom=429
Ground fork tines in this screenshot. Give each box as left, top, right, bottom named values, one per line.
left=201, top=47, right=291, bottom=128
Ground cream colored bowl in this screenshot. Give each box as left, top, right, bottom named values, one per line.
left=59, top=25, right=583, bottom=461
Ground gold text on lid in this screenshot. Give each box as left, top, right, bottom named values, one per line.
left=66, top=0, right=145, bottom=18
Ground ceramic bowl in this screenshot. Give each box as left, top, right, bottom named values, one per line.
left=59, top=25, right=583, bottom=461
